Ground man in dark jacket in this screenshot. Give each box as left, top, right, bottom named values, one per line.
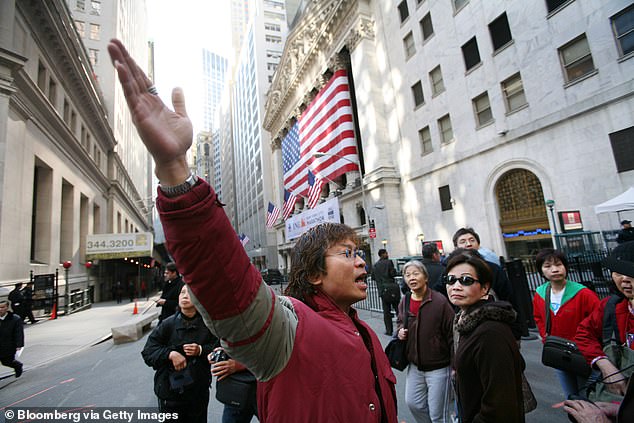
left=157, top=262, right=184, bottom=323
left=0, top=300, right=24, bottom=377
left=422, top=242, right=445, bottom=290
left=8, top=283, right=25, bottom=320
left=373, top=249, right=401, bottom=335
left=21, top=282, right=37, bottom=324
left=142, top=285, right=217, bottom=422
left=617, top=219, right=634, bottom=244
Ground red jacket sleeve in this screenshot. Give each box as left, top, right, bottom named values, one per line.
left=532, top=293, right=547, bottom=340
left=575, top=298, right=608, bottom=364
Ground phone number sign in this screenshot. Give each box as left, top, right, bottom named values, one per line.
left=86, top=232, right=153, bottom=260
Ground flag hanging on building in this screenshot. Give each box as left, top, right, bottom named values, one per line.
left=282, top=69, right=359, bottom=197
left=282, top=190, right=297, bottom=220
left=266, top=202, right=281, bottom=228
left=307, top=170, right=325, bottom=209
left=238, top=233, right=249, bottom=247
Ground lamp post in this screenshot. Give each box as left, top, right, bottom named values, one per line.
left=418, top=233, right=425, bottom=254
left=62, top=260, right=72, bottom=316
left=545, top=199, right=559, bottom=248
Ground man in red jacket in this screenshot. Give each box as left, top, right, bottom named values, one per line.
left=108, top=39, right=398, bottom=422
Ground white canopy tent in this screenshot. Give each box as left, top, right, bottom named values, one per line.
left=594, top=187, right=634, bottom=214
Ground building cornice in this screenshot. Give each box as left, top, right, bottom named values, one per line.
left=0, top=47, right=27, bottom=96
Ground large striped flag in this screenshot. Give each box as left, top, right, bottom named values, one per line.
left=282, top=190, right=297, bottom=220
left=307, top=170, right=324, bottom=209
left=266, top=202, right=280, bottom=228
left=282, top=69, right=360, bottom=197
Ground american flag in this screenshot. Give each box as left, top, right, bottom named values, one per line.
left=282, top=190, right=297, bottom=220
left=238, top=233, right=249, bottom=247
left=307, top=170, right=324, bottom=209
left=282, top=69, right=359, bottom=197
left=266, top=202, right=280, bottom=228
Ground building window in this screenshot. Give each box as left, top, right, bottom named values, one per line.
left=546, top=0, right=571, bottom=14
left=559, top=34, right=595, bottom=83
left=453, top=0, right=469, bottom=12
left=76, top=0, right=85, bottom=11
left=70, top=110, right=77, bottom=133
left=611, top=5, right=634, bottom=58
left=411, top=81, right=424, bottom=107
left=265, top=23, right=281, bottom=32
left=429, top=65, right=445, bottom=95
left=489, top=13, right=512, bottom=52
left=473, top=92, right=493, bottom=127
left=403, top=31, right=416, bottom=59
left=265, top=35, right=282, bottom=44
left=75, top=20, right=85, bottom=37
left=37, top=61, right=46, bottom=91
left=398, top=0, right=410, bottom=23
left=89, top=23, right=100, bottom=40
left=461, top=37, right=481, bottom=71
left=90, top=0, right=101, bottom=15
left=419, top=126, right=432, bottom=155
left=267, top=62, right=278, bottom=71
left=501, top=73, right=527, bottom=113
left=609, top=126, right=634, bottom=173
left=439, top=185, right=453, bottom=211
left=438, top=114, right=453, bottom=144
left=420, top=13, right=434, bottom=41
left=48, top=78, right=57, bottom=105
left=88, top=48, right=98, bottom=67
left=63, top=99, right=70, bottom=123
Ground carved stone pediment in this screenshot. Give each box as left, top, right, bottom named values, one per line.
left=263, top=0, right=375, bottom=138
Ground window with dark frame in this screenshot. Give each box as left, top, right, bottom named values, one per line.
left=419, top=126, right=432, bottom=155
left=398, top=1, right=410, bottom=23
left=439, top=185, right=453, bottom=211
left=609, top=126, right=634, bottom=173
left=420, top=13, right=434, bottom=41
left=411, top=81, right=424, bottom=107
left=611, top=5, right=634, bottom=57
left=546, top=0, right=570, bottom=14
left=558, top=34, right=595, bottom=83
left=461, top=37, right=481, bottom=71
left=488, top=13, right=512, bottom=52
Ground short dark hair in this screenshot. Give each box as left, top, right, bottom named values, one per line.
left=535, top=248, right=569, bottom=279
left=166, top=262, right=178, bottom=274
left=378, top=249, right=388, bottom=257
left=422, top=243, right=438, bottom=259
left=285, top=223, right=358, bottom=304
left=452, top=227, right=480, bottom=247
left=444, top=248, right=492, bottom=291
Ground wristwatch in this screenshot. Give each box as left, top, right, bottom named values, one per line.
left=159, top=173, right=198, bottom=197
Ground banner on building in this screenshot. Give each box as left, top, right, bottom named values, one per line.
left=86, top=232, right=153, bottom=260
left=285, top=197, right=341, bottom=241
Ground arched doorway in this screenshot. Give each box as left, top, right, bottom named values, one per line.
left=495, top=169, right=553, bottom=258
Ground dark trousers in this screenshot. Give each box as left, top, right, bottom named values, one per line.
left=1, top=355, right=22, bottom=373
left=381, top=296, right=400, bottom=335
left=222, top=402, right=258, bottom=423
left=22, top=306, right=36, bottom=324
left=158, top=389, right=209, bottom=423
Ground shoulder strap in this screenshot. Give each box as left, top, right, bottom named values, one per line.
left=545, top=284, right=552, bottom=336
left=602, top=295, right=622, bottom=346
left=403, top=293, right=411, bottom=330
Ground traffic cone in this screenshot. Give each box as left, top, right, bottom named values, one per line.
left=132, top=300, right=138, bottom=315
left=50, top=303, right=57, bottom=320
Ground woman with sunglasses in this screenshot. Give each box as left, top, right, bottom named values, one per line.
left=396, top=260, right=454, bottom=422
left=446, top=249, right=525, bottom=422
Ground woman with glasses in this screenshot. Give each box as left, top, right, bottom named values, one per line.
left=446, top=249, right=525, bottom=423
left=396, top=260, right=454, bottom=423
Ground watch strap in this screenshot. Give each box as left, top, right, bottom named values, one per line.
left=159, top=174, right=198, bottom=197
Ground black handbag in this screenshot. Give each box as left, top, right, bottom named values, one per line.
left=381, top=283, right=401, bottom=302
left=215, top=370, right=257, bottom=410
left=540, top=285, right=591, bottom=377
left=384, top=293, right=410, bottom=371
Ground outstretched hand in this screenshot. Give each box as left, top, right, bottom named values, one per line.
left=107, top=39, right=192, bottom=186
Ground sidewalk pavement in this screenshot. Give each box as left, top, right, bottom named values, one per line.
left=0, top=295, right=160, bottom=379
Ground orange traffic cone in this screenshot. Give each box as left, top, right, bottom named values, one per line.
left=50, top=303, right=57, bottom=320
left=132, top=300, right=138, bottom=315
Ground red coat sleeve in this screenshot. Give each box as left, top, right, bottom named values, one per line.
left=575, top=298, right=608, bottom=364
left=532, top=293, right=547, bottom=341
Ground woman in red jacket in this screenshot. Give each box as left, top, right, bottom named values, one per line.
left=532, top=248, right=599, bottom=398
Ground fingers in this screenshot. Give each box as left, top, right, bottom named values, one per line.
left=172, top=88, right=188, bottom=118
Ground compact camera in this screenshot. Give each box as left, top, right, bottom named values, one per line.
left=210, top=349, right=229, bottom=363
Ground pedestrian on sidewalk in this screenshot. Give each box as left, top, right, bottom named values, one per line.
left=0, top=300, right=24, bottom=378
left=21, top=282, right=37, bottom=324
left=142, top=285, right=217, bottom=423
left=157, top=262, right=184, bottom=323
left=397, top=260, right=454, bottom=422
left=107, top=38, right=398, bottom=422
left=373, top=248, right=401, bottom=335
left=8, top=283, right=25, bottom=320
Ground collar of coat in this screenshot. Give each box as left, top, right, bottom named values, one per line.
left=454, top=298, right=516, bottom=335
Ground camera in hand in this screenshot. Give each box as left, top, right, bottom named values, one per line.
left=210, top=349, right=229, bottom=363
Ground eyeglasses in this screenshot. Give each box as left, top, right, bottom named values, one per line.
left=443, top=274, right=479, bottom=286
left=327, top=248, right=364, bottom=260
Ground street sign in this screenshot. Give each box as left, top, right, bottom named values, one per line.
left=369, top=227, right=376, bottom=238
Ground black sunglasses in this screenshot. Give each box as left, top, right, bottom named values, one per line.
left=443, top=274, right=479, bottom=286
